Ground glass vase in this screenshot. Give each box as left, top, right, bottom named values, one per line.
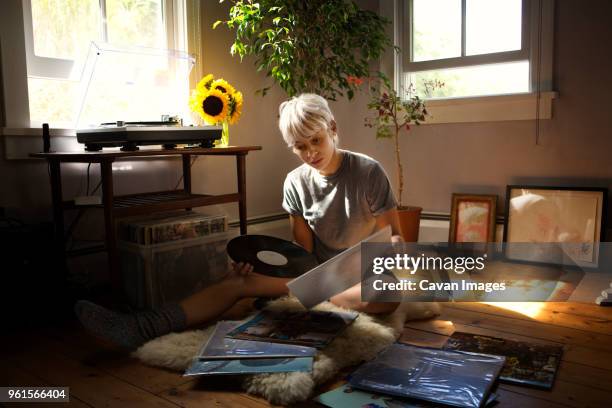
left=218, top=120, right=230, bottom=147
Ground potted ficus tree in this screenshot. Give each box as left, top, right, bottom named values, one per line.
left=214, top=0, right=391, bottom=99
left=362, top=74, right=442, bottom=242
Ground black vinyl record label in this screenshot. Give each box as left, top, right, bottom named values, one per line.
left=226, top=235, right=318, bottom=278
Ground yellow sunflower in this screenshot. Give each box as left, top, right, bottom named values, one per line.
left=210, top=78, right=236, bottom=96
left=228, top=91, right=243, bottom=125
left=191, top=88, right=229, bottom=124
left=196, top=74, right=214, bottom=93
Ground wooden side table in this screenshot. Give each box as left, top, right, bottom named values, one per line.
left=30, top=146, right=262, bottom=293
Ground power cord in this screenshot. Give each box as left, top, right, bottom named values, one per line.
left=173, top=156, right=198, bottom=190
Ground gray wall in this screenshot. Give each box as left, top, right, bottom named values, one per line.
left=1, top=0, right=611, bottom=231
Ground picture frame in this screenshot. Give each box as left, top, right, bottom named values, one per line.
left=449, top=193, right=498, bottom=244
left=503, top=186, right=608, bottom=268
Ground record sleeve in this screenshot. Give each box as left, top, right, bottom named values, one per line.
left=226, top=235, right=318, bottom=278
left=226, top=310, right=358, bottom=349
left=443, top=331, right=563, bottom=389
left=348, top=343, right=505, bottom=408
left=184, top=356, right=313, bottom=376
left=287, top=226, right=392, bottom=308
left=315, top=384, right=499, bottom=408
left=196, top=321, right=316, bottom=360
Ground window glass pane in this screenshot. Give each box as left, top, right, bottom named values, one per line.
left=412, top=0, right=462, bottom=62
left=27, top=77, right=79, bottom=127
left=405, top=61, right=529, bottom=98
left=466, top=0, right=522, bottom=55
left=106, top=0, right=165, bottom=48
left=30, top=0, right=101, bottom=60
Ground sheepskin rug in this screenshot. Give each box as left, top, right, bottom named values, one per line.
left=133, top=297, right=439, bottom=405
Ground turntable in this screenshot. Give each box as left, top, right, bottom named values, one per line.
left=76, top=119, right=222, bottom=152
left=75, top=43, right=220, bottom=151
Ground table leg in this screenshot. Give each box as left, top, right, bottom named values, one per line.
left=182, top=154, right=192, bottom=194
left=100, top=160, right=120, bottom=292
left=236, top=154, right=247, bottom=235
left=48, top=160, right=65, bottom=253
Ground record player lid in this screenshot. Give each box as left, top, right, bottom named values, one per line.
left=76, top=42, right=195, bottom=129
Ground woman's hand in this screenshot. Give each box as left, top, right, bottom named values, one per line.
left=229, top=261, right=254, bottom=282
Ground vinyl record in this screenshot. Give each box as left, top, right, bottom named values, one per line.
left=226, top=235, right=318, bottom=278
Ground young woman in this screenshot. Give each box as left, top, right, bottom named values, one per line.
left=75, top=93, right=402, bottom=349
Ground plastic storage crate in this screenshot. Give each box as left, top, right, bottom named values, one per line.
left=119, top=230, right=236, bottom=309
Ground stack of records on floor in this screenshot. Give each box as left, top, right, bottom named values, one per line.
left=317, top=343, right=505, bottom=408
left=443, top=332, right=563, bottom=389
left=185, top=310, right=358, bottom=376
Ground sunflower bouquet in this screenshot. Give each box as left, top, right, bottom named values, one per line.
left=189, top=74, right=243, bottom=146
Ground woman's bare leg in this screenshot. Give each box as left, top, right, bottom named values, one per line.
left=180, top=272, right=290, bottom=326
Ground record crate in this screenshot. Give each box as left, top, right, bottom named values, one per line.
left=118, top=212, right=235, bottom=309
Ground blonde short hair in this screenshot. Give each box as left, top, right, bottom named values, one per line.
left=278, top=93, right=337, bottom=146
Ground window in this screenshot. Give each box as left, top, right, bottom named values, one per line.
left=0, top=0, right=191, bottom=131
left=391, top=0, right=555, bottom=123
left=18, top=0, right=188, bottom=128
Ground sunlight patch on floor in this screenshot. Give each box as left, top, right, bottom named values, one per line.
left=481, top=302, right=546, bottom=319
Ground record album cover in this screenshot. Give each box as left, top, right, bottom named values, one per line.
left=197, top=321, right=316, bottom=360
left=184, top=356, right=313, bottom=376
left=348, top=343, right=505, bottom=408
left=443, top=331, right=563, bottom=389
left=315, top=384, right=499, bottom=408
left=226, top=310, right=358, bottom=349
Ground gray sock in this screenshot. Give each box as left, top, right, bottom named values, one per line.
left=74, top=300, right=187, bottom=349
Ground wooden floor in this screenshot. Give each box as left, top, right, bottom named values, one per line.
left=1, top=301, right=611, bottom=407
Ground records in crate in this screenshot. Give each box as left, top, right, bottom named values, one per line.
left=118, top=211, right=227, bottom=245
left=443, top=331, right=563, bottom=389
left=117, top=211, right=232, bottom=309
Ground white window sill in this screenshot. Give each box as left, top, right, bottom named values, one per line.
left=1, top=127, right=78, bottom=160
left=1, top=127, right=76, bottom=137
left=421, top=91, right=557, bottom=124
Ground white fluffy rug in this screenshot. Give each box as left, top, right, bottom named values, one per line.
left=133, top=297, right=439, bottom=405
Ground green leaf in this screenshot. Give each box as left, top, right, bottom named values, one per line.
left=212, top=20, right=223, bottom=29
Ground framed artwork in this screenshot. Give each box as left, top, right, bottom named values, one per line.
left=449, top=194, right=497, bottom=244
left=503, top=186, right=607, bottom=267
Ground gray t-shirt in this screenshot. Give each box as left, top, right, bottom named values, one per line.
left=282, top=150, right=397, bottom=262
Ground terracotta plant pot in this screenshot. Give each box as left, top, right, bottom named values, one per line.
left=397, top=206, right=422, bottom=242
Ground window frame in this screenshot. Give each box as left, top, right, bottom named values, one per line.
left=404, top=0, right=530, bottom=76
left=0, top=0, right=194, bottom=133
left=390, top=0, right=555, bottom=123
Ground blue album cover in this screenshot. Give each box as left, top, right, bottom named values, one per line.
left=348, top=343, right=505, bottom=408
left=184, top=356, right=313, bottom=376
left=226, top=310, right=358, bottom=348
left=315, top=384, right=499, bottom=408
left=197, top=321, right=317, bottom=359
